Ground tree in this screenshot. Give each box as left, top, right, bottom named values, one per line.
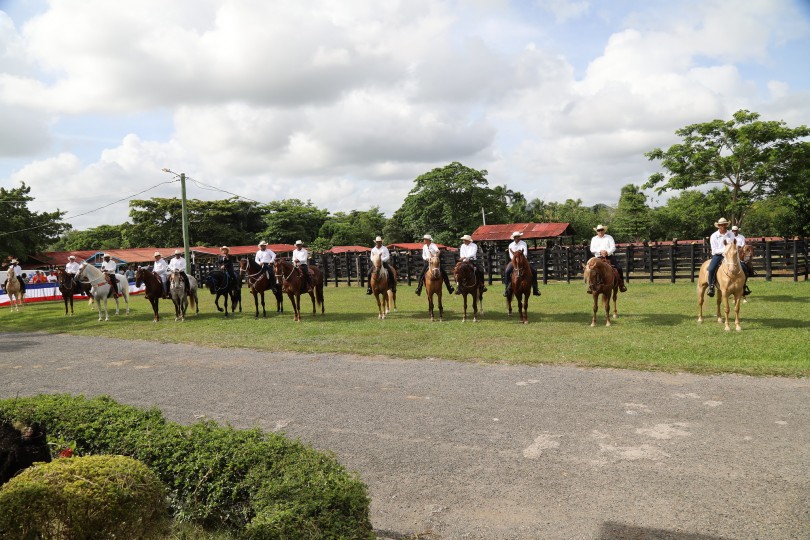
left=49, top=224, right=128, bottom=251
left=316, top=208, right=387, bottom=248
left=526, top=198, right=612, bottom=243
left=648, top=188, right=732, bottom=241
left=611, top=184, right=651, bottom=243
left=645, top=110, right=810, bottom=225
left=0, top=182, right=70, bottom=263
left=259, top=199, right=328, bottom=245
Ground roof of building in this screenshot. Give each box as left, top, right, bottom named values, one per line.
left=387, top=243, right=457, bottom=252
left=326, top=246, right=372, bottom=254
left=29, top=244, right=296, bottom=266
left=471, top=223, right=572, bottom=242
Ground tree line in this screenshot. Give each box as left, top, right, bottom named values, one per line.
left=2, top=110, right=807, bottom=262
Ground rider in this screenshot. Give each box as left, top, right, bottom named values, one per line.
left=588, top=225, right=627, bottom=293
left=455, top=234, right=487, bottom=295
left=731, top=225, right=753, bottom=296
left=217, top=246, right=238, bottom=287
left=152, top=252, right=169, bottom=298
left=255, top=241, right=277, bottom=289
left=366, top=236, right=397, bottom=295
left=65, top=255, right=84, bottom=295
left=414, top=234, right=454, bottom=296
left=291, top=240, right=312, bottom=291
left=503, top=232, right=541, bottom=298
left=100, top=253, right=119, bottom=297
left=167, top=249, right=191, bottom=292
left=5, top=259, right=25, bottom=295
left=706, top=218, right=735, bottom=298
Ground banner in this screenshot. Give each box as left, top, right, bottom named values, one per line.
left=0, top=281, right=146, bottom=307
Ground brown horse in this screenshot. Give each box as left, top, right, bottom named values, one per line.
left=135, top=267, right=163, bottom=322
left=453, top=260, right=484, bottom=322
left=582, top=257, right=618, bottom=327
left=56, top=268, right=90, bottom=316
left=273, top=259, right=324, bottom=322
left=507, top=250, right=533, bottom=324
left=370, top=252, right=397, bottom=319
left=424, top=253, right=444, bottom=321
left=740, top=244, right=754, bottom=302
left=239, top=258, right=283, bottom=318
left=698, top=240, right=745, bottom=331
left=4, top=267, right=24, bottom=312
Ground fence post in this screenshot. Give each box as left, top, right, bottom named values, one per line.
left=405, top=252, right=412, bottom=286
left=689, top=243, right=697, bottom=282
left=804, top=237, right=809, bottom=281
left=542, top=247, right=549, bottom=285
left=792, top=238, right=799, bottom=282
left=765, top=240, right=772, bottom=281
left=625, top=244, right=632, bottom=283
left=646, top=242, right=654, bottom=282
left=670, top=239, right=677, bottom=283
left=486, top=251, right=493, bottom=285
left=356, top=254, right=364, bottom=287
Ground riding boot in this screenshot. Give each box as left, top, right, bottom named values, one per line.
left=533, top=284, right=541, bottom=297
left=415, top=277, right=423, bottom=296
left=619, top=279, right=627, bottom=293
left=454, top=287, right=462, bottom=295
left=707, top=283, right=715, bottom=297
left=503, top=285, right=511, bottom=298
left=744, top=285, right=751, bottom=296
left=366, top=286, right=373, bottom=295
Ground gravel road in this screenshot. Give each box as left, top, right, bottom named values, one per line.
left=1, top=332, right=807, bottom=539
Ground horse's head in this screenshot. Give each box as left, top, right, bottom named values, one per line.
left=134, top=267, right=145, bottom=287
left=371, top=252, right=382, bottom=269
left=740, top=244, right=754, bottom=264
left=429, top=253, right=441, bottom=269
left=238, top=258, right=248, bottom=272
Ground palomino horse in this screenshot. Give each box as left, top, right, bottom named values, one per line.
left=698, top=240, right=746, bottom=331
left=168, top=270, right=198, bottom=321
left=507, top=250, right=533, bottom=324
left=370, top=252, right=397, bottom=319
left=76, top=263, right=130, bottom=321
left=423, top=253, right=444, bottom=321
left=135, top=267, right=164, bottom=322
left=56, top=268, right=90, bottom=316
left=4, top=267, right=24, bottom=312
left=273, top=259, right=324, bottom=322
left=453, top=260, right=484, bottom=322
left=239, top=258, right=283, bottom=318
left=205, top=270, right=242, bottom=317
left=582, top=257, right=619, bottom=327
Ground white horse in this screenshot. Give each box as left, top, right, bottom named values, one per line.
left=4, top=267, right=25, bottom=312
left=76, top=263, right=130, bottom=321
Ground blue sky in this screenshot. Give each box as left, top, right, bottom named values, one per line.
left=1, top=0, right=808, bottom=230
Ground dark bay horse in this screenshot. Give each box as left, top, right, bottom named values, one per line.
left=507, top=250, right=533, bottom=324
left=56, top=268, right=91, bottom=316
left=423, top=253, right=444, bottom=321
left=582, top=257, right=618, bottom=327
left=370, top=251, right=396, bottom=319
left=273, top=259, right=324, bottom=322
left=239, top=258, right=283, bottom=318
left=135, top=267, right=163, bottom=322
left=453, top=260, right=484, bottom=322
left=205, top=270, right=242, bottom=317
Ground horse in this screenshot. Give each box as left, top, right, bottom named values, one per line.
left=55, top=268, right=90, bottom=316
left=239, top=258, right=283, bottom=318
left=76, top=263, right=130, bottom=321
left=453, top=260, right=484, bottom=322
left=135, top=267, right=165, bottom=322
left=423, top=253, right=444, bottom=322
left=698, top=240, right=745, bottom=331
left=370, top=252, right=396, bottom=319
left=168, top=270, right=198, bottom=321
left=4, top=267, right=24, bottom=312
left=740, top=244, right=755, bottom=303
left=205, top=270, right=242, bottom=317
left=506, top=250, right=533, bottom=324
left=582, top=257, right=619, bottom=327
left=273, top=259, right=324, bottom=322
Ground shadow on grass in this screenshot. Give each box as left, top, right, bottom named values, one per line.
left=747, top=317, right=810, bottom=329
left=750, top=294, right=808, bottom=303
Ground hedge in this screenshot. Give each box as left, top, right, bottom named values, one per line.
left=0, top=395, right=374, bottom=540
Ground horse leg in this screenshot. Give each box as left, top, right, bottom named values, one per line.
left=716, top=292, right=723, bottom=324
left=604, top=293, right=611, bottom=327
left=462, top=293, right=467, bottom=323
left=438, top=294, right=443, bottom=322
left=591, top=293, right=598, bottom=327
left=428, top=293, right=434, bottom=321
left=63, top=296, right=69, bottom=316
left=252, top=291, right=260, bottom=318
left=260, top=291, right=266, bottom=318
left=734, top=293, right=742, bottom=332
left=612, top=287, right=618, bottom=320
left=374, top=292, right=383, bottom=319
left=309, top=291, right=316, bottom=315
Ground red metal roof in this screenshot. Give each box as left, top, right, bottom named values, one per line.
left=326, top=245, right=372, bottom=254
left=471, top=223, right=572, bottom=242
left=388, top=243, right=457, bottom=252
left=30, top=244, right=296, bottom=266
left=192, top=244, right=295, bottom=257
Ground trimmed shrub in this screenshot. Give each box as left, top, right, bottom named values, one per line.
left=0, top=454, right=168, bottom=540
left=0, top=395, right=374, bottom=539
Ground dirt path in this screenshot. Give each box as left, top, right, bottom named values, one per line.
left=1, top=332, right=807, bottom=539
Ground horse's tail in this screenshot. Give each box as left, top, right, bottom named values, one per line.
left=315, top=282, right=324, bottom=309
left=189, top=291, right=196, bottom=311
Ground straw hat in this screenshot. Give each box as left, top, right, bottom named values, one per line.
left=593, top=224, right=607, bottom=232
left=153, top=251, right=161, bottom=257
left=102, top=253, right=111, bottom=258
left=220, top=246, right=230, bottom=252
left=10, top=259, right=18, bottom=264
left=423, top=234, right=433, bottom=241
left=731, top=225, right=739, bottom=232
left=714, top=217, right=730, bottom=227
left=295, top=240, right=303, bottom=246
left=461, top=234, right=473, bottom=242
left=68, top=255, right=76, bottom=260
left=511, top=231, right=523, bottom=238
left=174, top=250, right=182, bottom=255
left=258, top=240, right=267, bottom=246
left=375, top=236, right=383, bottom=242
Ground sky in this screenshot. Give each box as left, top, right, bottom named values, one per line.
left=1, top=0, right=808, bottom=231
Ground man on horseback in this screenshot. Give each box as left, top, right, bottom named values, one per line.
left=455, top=234, right=486, bottom=294
left=731, top=225, right=753, bottom=296
left=167, top=250, right=191, bottom=292
left=218, top=246, right=238, bottom=287
left=706, top=218, right=735, bottom=298
left=255, top=241, right=277, bottom=289
left=366, top=236, right=396, bottom=295
left=100, top=253, right=119, bottom=297
left=65, top=255, right=85, bottom=296
left=152, top=252, right=169, bottom=298
left=291, top=241, right=312, bottom=292
left=589, top=225, right=627, bottom=293
left=414, top=234, right=453, bottom=296
left=4, top=259, right=25, bottom=295
left=503, top=232, right=541, bottom=298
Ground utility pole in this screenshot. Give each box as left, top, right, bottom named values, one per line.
left=180, top=173, right=191, bottom=271
left=481, top=207, right=487, bottom=226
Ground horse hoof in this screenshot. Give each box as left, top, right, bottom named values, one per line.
left=590, top=322, right=596, bottom=327
left=697, top=318, right=703, bottom=323
left=606, top=322, right=611, bottom=327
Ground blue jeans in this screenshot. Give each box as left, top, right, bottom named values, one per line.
left=707, top=254, right=724, bottom=287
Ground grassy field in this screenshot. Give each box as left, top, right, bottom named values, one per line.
left=2, top=279, right=808, bottom=376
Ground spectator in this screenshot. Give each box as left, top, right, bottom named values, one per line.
left=47, top=271, right=58, bottom=283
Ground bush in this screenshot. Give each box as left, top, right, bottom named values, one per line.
left=0, top=395, right=374, bottom=539
left=0, top=454, right=168, bottom=539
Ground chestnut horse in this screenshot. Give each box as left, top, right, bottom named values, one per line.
left=135, top=267, right=163, bottom=322
left=4, top=267, right=24, bottom=312
left=506, top=250, right=533, bottom=324
left=370, top=251, right=396, bottom=319
left=698, top=240, right=745, bottom=331
left=273, top=259, right=324, bottom=322
left=56, top=268, right=90, bottom=316
left=582, top=257, right=618, bottom=327
left=453, top=260, right=483, bottom=322
left=424, top=253, right=444, bottom=321
left=239, top=258, right=283, bottom=318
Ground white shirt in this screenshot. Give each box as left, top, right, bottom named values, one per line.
left=153, top=258, right=168, bottom=276
left=370, top=245, right=390, bottom=263
left=101, top=259, right=117, bottom=273
left=733, top=233, right=746, bottom=248
left=507, top=240, right=527, bottom=260
left=10, top=264, right=22, bottom=276
left=459, top=242, right=478, bottom=260
left=47, top=274, right=58, bottom=283
left=256, top=248, right=276, bottom=265
left=65, top=261, right=81, bottom=273
left=590, top=234, right=616, bottom=257
left=292, top=248, right=309, bottom=265
left=422, top=243, right=440, bottom=260
left=168, top=256, right=186, bottom=272
left=710, top=230, right=735, bottom=255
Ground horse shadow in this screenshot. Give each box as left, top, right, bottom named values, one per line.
left=599, top=522, right=730, bottom=540
left=746, top=317, right=810, bottom=329
left=752, top=294, right=807, bottom=303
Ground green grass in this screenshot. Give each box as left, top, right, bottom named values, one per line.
left=2, top=279, right=808, bottom=376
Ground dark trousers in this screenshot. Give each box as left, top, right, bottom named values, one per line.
left=417, top=261, right=452, bottom=290
left=298, top=264, right=311, bottom=289
left=105, top=273, right=119, bottom=295
left=707, top=254, right=724, bottom=287
left=604, top=255, right=624, bottom=282
left=367, top=262, right=396, bottom=290
left=261, top=264, right=277, bottom=289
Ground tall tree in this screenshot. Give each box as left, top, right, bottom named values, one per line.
left=0, top=182, right=70, bottom=262
left=259, top=199, right=328, bottom=245
left=648, top=188, right=732, bottom=241
left=611, top=184, right=651, bottom=242
left=50, top=224, right=128, bottom=251
left=645, top=110, right=810, bottom=224
left=316, top=208, right=387, bottom=248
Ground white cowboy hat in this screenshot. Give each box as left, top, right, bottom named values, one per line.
left=258, top=240, right=267, bottom=246
left=102, top=253, right=111, bottom=257
left=68, top=255, right=76, bottom=259
left=295, top=240, right=303, bottom=245
left=594, top=224, right=608, bottom=232
left=714, top=217, right=730, bottom=227
left=511, top=231, right=523, bottom=238
left=461, top=234, right=473, bottom=241
left=423, top=234, right=433, bottom=241
left=10, top=259, right=18, bottom=264
left=153, top=251, right=161, bottom=257
left=174, top=250, right=182, bottom=255
left=731, top=225, right=739, bottom=231
left=375, top=236, right=383, bottom=242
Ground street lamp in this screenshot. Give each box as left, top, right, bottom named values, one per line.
left=161, top=168, right=191, bottom=271
left=481, top=207, right=493, bottom=226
